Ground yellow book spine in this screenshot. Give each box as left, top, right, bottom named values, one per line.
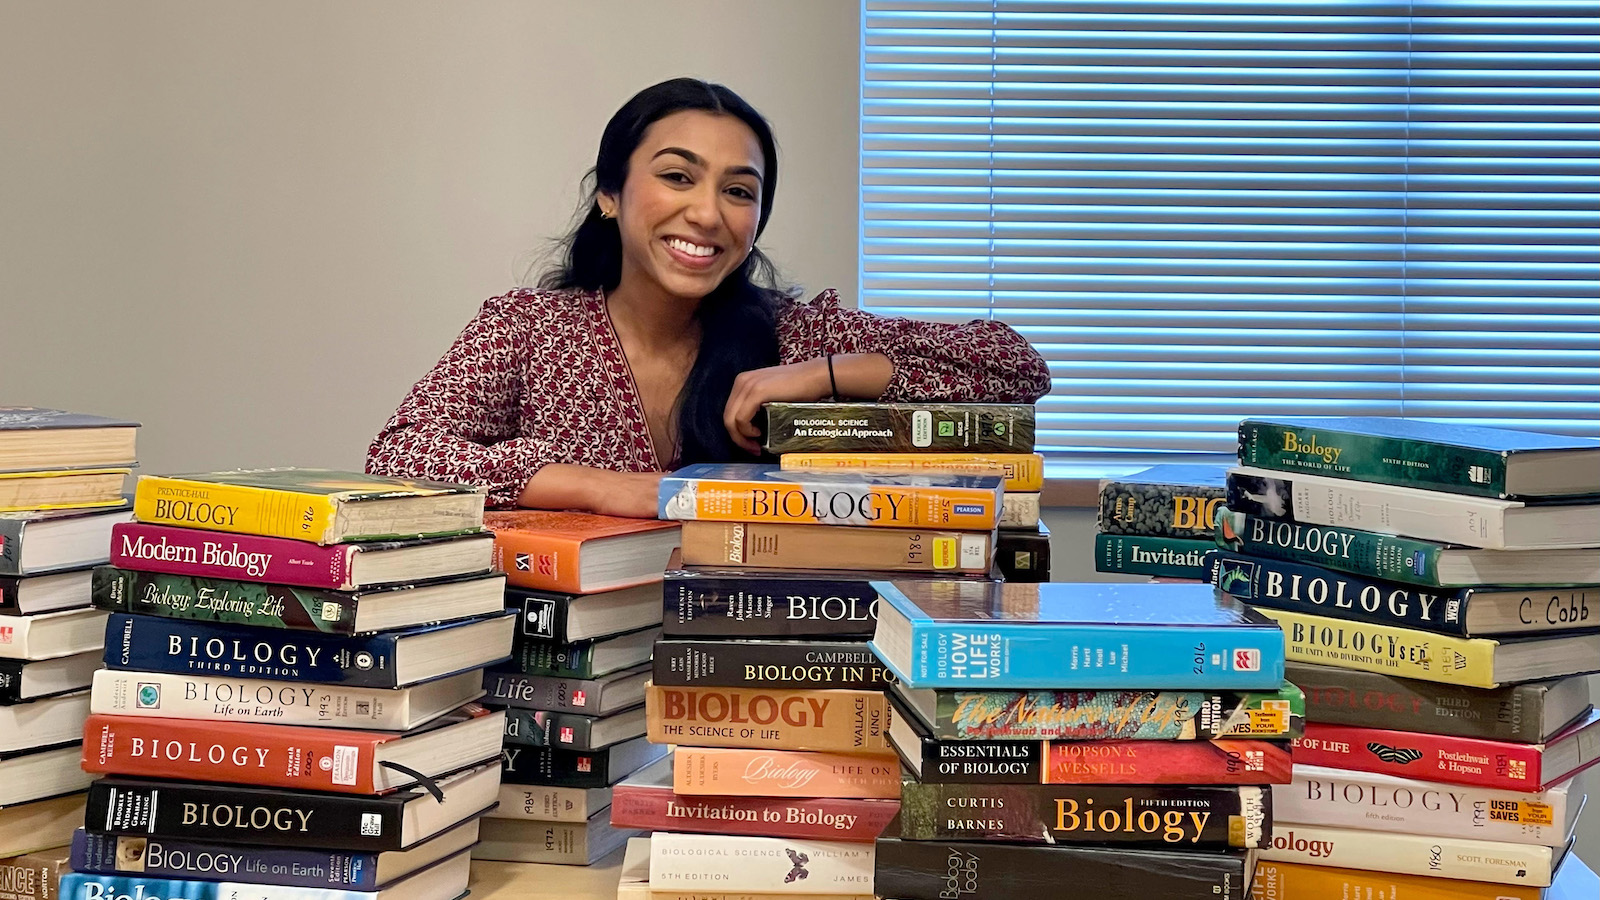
left=134, top=476, right=339, bottom=543
left=1253, top=607, right=1501, bottom=688
left=661, top=478, right=999, bottom=530
left=780, top=452, right=1045, bottom=492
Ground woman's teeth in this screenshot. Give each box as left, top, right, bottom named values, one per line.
left=667, top=237, right=717, bottom=258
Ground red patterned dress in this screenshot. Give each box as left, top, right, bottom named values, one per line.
left=367, top=287, right=1051, bottom=507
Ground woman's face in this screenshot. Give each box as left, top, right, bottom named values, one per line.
left=604, top=109, right=765, bottom=304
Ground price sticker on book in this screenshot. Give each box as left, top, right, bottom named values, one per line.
left=1231, top=700, right=1290, bottom=737
left=1519, top=802, right=1555, bottom=827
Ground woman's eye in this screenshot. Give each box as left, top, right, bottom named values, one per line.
left=727, top=185, right=756, bottom=201
left=661, top=171, right=691, bottom=184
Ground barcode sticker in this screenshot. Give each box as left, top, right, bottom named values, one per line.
left=959, top=534, right=988, bottom=569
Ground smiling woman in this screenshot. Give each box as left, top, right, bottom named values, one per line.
left=366, top=78, right=1050, bottom=518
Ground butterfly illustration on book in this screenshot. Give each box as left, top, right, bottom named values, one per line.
left=784, top=848, right=810, bottom=883
left=1367, top=741, right=1424, bottom=764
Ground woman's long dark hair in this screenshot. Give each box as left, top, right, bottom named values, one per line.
left=541, top=78, right=783, bottom=466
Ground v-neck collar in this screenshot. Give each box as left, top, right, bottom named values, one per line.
left=590, top=289, right=666, bottom=471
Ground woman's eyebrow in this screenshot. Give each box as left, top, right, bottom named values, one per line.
left=651, top=146, right=762, bottom=181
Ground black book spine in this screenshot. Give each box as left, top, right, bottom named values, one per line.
left=501, top=708, right=600, bottom=750
left=1207, top=551, right=1469, bottom=635
left=1286, top=661, right=1556, bottom=742
left=874, top=835, right=1253, bottom=900
left=995, top=529, right=1051, bottom=583
left=1098, top=479, right=1226, bottom=539
left=762, top=402, right=1036, bottom=454
left=911, top=736, right=1045, bottom=783
left=499, top=744, right=611, bottom=789
left=0, top=658, right=24, bottom=703
left=506, top=588, right=575, bottom=641
left=0, top=521, right=25, bottom=576
left=84, top=778, right=406, bottom=851
left=662, top=575, right=878, bottom=638
left=0, top=575, right=22, bottom=614
left=651, top=639, right=893, bottom=689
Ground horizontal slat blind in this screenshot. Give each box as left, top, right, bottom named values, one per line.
left=862, top=0, right=1600, bottom=461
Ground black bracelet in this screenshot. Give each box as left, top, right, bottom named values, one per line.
left=826, top=353, right=839, bottom=399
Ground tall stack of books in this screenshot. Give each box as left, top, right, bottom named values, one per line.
left=473, top=510, right=679, bottom=865
left=1, top=407, right=138, bottom=897
left=1094, top=464, right=1225, bottom=582
left=1205, top=416, right=1600, bottom=898
left=66, top=468, right=514, bottom=900
left=868, top=578, right=1294, bottom=899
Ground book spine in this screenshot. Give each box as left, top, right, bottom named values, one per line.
left=0, top=519, right=27, bottom=576
left=500, top=708, right=606, bottom=750
left=108, top=523, right=354, bottom=590
left=88, top=669, right=441, bottom=730
left=1261, top=823, right=1557, bottom=887
left=762, top=402, right=1035, bottom=454
left=998, top=492, right=1039, bottom=529
left=657, top=476, right=1002, bottom=531
left=488, top=530, right=582, bottom=594
left=897, top=783, right=1270, bottom=848
left=0, top=659, right=25, bottom=703
left=1286, top=662, right=1555, bottom=742
left=80, top=714, right=382, bottom=793
left=101, top=613, right=399, bottom=686
left=679, top=521, right=993, bottom=574
left=70, top=829, right=382, bottom=889
left=1225, top=469, right=1516, bottom=549
left=647, top=685, right=892, bottom=754
left=994, top=529, right=1050, bottom=583
left=93, top=567, right=359, bottom=635
left=673, top=747, right=901, bottom=799
left=1271, top=768, right=1571, bottom=846
left=896, top=622, right=1286, bottom=690
left=482, top=671, right=608, bottom=714
left=920, top=739, right=1292, bottom=785
left=874, top=836, right=1254, bottom=900
left=0, top=577, right=22, bottom=615
left=506, top=589, right=574, bottom=641
left=0, top=849, right=67, bottom=900
left=1294, top=722, right=1559, bottom=791
left=1207, top=551, right=1468, bottom=635
left=133, top=477, right=339, bottom=544
left=1215, top=506, right=1450, bottom=586
left=651, top=640, right=895, bottom=690
left=59, top=873, right=375, bottom=900
left=1098, top=479, right=1226, bottom=539
left=505, top=635, right=597, bottom=678
left=1253, top=607, right=1499, bottom=687
left=1094, top=534, right=1211, bottom=579
left=780, top=452, right=1046, bottom=492
left=489, top=784, right=606, bottom=823
left=612, top=782, right=898, bottom=841
left=649, top=832, right=877, bottom=894
left=927, top=686, right=1304, bottom=741
left=500, top=742, right=665, bottom=789
left=474, top=818, right=614, bottom=865
left=1249, top=860, right=1540, bottom=900
left=663, top=575, right=880, bottom=639
left=1238, top=421, right=1511, bottom=499
left=84, top=779, right=406, bottom=851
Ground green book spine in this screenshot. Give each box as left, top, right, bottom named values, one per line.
left=1096, top=480, right=1225, bottom=539
left=508, top=636, right=597, bottom=679
left=1213, top=505, right=1445, bottom=586
left=1237, top=420, right=1510, bottom=498
left=762, top=402, right=1035, bottom=453
left=1093, top=534, right=1211, bottom=579
left=91, top=566, right=356, bottom=634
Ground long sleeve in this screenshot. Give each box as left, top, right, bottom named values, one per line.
left=777, top=289, right=1052, bottom=403
left=366, top=293, right=548, bottom=507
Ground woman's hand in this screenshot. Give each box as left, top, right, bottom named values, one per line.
left=588, top=471, right=667, bottom=519
left=519, top=465, right=664, bottom=519
left=723, top=358, right=832, bottom=455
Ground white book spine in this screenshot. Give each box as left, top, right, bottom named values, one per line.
left=487, top=784, right=606, bottom=823
left=1233, top=465, right=1517, bottom=548
left=649, top=832, right=874, bottom=893
left=1272, top=765, right=1572, bottom=847
left=89, top=669, right=418, bottom=729
left=1263, top=823, right=1559, bottom=887
left=999, top=492, right=1040, bottom=528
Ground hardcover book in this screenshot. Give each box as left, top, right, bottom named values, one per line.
left=109, top=522, right=496, bottom=590
left=1285, top=661, right=1592, bottom=743
left=871, top=580, right=1285, bottom=690
left=1214, top=505, right=1600, bottom=587
left=1261, top=823, right=1567, bottom=887
left=0, top=504, right=132, bottom=577
left=59, top=850, right=471, bottom=900
left=1249, top=859, right=1547, bottom=900
left=999, top=492, right=1040, bottom=529
left=672, top=747, right=901, bottom=799
left=897, top=781, right=1270, bottom=848
left=781, top=451, right=1045, bottom=492
left=132, top=468, right=487, bottom=545
left=891, top=680, right=1305, bottom=742
left=0, top=407, right=138, bottom=473
left=1097, top=465, right=1228, bottom=539
left=501, top=705, right=647, bottom=751
left=499, top=734, right=667, bottom=789
left=678, top=520, right=994, bottom=574
left=1237, top=416, right=1600, bottom=500
left=995, top=523, right=1051, bottom=584
left=0, top=469, right=130, bottom=514
left=507, top=582, right=664, bottom=644
left=1226, top=465, right=1600, bottom=551
left=472, top=807, right=637, bottom=865
left=1, top=692, right=89, bottom=754
left=664, top=562, right=886, bottom=639
left=489, top=783, right=611, bottom=823
left=646, top=684, right=892, bottom=754
left=0, top=847, right=66, bottom=900
left=618, top=838, right=870, bottom=900
left=483, top=664, right=650, bottom=716
left=658, top=463, right=1004, bottom=531
left=648, top=832, right=876, bottom=894
left=0, top=570, right=93, bottom=618
left=506, top=626, right=658, bottom=679
left=761, top=401, right=1035, bottom=454
left=0, top=607, right=107, bottom=660
left=0, top=651, right=98, bottom=705
left=101, top=611, right=516, bottom=687
left=0, top=746, right=94, bottom=807
left=651, top=639, right=895, bottom=690
left=0, top=792, right=83, bottom=860
left=1094, top=533, right=1210, bottom=579
left=483, top=509, right=680, bottom=594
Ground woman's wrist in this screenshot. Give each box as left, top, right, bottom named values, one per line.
left=827, top=352, right=894, bottom=400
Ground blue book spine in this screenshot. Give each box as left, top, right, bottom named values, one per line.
left=101, top=612, right=400, bottom=686
left=1205, top=550, right=1470, bottom=636
left=60, top=871, right=374, bottom=899
left=71, top=829, right=380, bottom=890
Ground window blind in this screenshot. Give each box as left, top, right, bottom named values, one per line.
left=861, top=0, right=1600, bottom=468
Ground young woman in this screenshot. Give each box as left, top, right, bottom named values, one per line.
left=367, top=78, right=1050, bottom=517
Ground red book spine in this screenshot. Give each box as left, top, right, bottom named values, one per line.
left=610, top=782, right=899, bottom=842
left=1295, top=722, right=1550, bottom=791
left=81, top=714, right=384, bottom=793
left=111, top=522, right=352, bottom=589
left=1043, top=738, right=1293, bottom=785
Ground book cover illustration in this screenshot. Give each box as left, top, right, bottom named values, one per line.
left=916, top=683, right=1304, bottom=741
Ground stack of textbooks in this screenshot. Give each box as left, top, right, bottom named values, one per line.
left=867, top=578, right=1292, bottom=899
left=1208, top=416, right=1600, bottom=898
left=67, top=468, right=514, bottom=900
left=771, top=401, right=1050, bottom=582
left=1094, top=464, right=1225, bottom=582
left=474, top=510, right=679, bottom=865
left=1, top=407, right=139, bottom=896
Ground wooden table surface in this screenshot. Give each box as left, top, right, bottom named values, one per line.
left=466, top=850, right=625, bottom=899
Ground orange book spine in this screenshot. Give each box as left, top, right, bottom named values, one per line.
left=489, top=529, right=584, bottom=593
left=1250, top=860, right=1541, bottom=900
left=678, top=521, right=993, bottom=573
left=673, top=747, right=902, bottom=799
left=646, top=684, right=892, bottom=754
left=659, top=475, right=1001, bottom=530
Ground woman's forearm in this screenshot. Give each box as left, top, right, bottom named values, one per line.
left=518, top=464, right=664, bottom=519
left=830, top=352, right=894, bottom=400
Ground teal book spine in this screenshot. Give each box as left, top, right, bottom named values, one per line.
left=1214, top=505, right=1449, bottom=586
left=1094, top=534, right=1210, bottom=579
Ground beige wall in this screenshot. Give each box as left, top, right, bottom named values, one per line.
left=0, top=0, right=859, bottom=476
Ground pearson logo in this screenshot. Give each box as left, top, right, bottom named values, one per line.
left=953, top=504, right=984, bottom=516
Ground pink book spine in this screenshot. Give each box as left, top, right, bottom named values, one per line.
left=110, top=522, right=353, bottom=589
left=610, top=782, right=899, bottom=842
